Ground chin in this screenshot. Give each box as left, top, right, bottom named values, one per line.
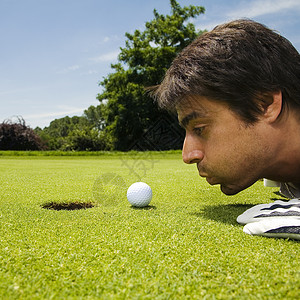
left=220, top=180, right=256, bottom=196
left=220, top=185, right=242, bottom=196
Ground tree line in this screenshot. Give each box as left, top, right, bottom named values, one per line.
left=0, top=1, right=205, bottom=151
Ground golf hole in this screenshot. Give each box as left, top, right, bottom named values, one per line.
left=41, top=201, right=95, bottom=211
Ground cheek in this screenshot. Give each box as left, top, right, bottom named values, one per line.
left=205, top=133, right=256, bottom=174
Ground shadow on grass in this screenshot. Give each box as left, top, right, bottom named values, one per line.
left=130, top=205, right=157, bottom=210
left=270, top=191, right=288, bottom=201
left=270, top=198, right=290, bottom=201
left=273, top=191, right=285, bottom=197
left=190, top=204, right=254, bottom=226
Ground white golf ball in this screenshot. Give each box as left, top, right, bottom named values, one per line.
left=127, top=182, right=152, bottom=207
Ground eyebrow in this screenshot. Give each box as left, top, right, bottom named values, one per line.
left=179, top=111, right=206, bottom=128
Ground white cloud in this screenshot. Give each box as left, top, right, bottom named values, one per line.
left=100, top=35, right=120, bottom=44
left=196, top=0, right=300, bottom=32
left=0, top=86, right=45, bottom=96
left=24, top=107, right=85, bottom=120
left=228, top=0, right=300, bottom=19
left=57, top=65, right=80, bottom=74
left=20, top=100, right=101, bottom=128
left=196, top=21, right=219, bottom=32
left=90, top=51, right=119, bottom=63
left=80, top=70, right=98, bottom=76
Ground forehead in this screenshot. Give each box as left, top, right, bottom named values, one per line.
left=177, top=96, right=229, bottom=126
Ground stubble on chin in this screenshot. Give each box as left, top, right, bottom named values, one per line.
left=220, top=184, right=240, bottom=196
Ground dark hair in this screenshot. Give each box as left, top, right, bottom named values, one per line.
left=152, top=19, right=300, bottom=122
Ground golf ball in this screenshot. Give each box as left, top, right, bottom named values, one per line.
left=127, top=182, right=152, bottom=207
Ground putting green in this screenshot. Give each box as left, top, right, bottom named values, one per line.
left=0, top=152, right=299, bottom=299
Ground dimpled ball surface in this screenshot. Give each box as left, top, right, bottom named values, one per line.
left=127, top=182, right=152, bottom=207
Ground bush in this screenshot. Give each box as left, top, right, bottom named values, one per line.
left=0, top=117, right=46, bottom=150
left=63, top=128, right=107, bottom=151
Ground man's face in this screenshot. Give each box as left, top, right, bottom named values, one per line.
left=177, top=96, right=271, bottom=195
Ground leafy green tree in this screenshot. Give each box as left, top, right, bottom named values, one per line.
left=65, top=128, right=106, bottom=151
left=96, top=0, right=205, bottom=150
left=84, top=104, right=106, bottom=131
left=39, top=115, right=101, bottom=150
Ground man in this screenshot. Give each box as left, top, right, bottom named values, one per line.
left=151, top=19, right=300, bottom=240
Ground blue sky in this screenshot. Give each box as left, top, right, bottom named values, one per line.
left=1, top=0, right=300, bottom=129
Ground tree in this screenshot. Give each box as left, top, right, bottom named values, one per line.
left=96, top=0, right=205, bottom=150
left=66, top=128, right=106, bottom=151
left=84, top=104, right=106, bottom=131
left=38, top=115, right=105, bottom=151
left=0, top=117, right=46, bottom=150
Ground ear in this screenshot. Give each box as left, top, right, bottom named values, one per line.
left=260, top=91, right=282, bottom=123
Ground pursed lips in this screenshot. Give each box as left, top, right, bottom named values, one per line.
left=197, top=164, right=208, bottom=178
left=197, top=165, right=219, bottom=185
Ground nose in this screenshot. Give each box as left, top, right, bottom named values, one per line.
left=182, top=133, right=204, bottom=164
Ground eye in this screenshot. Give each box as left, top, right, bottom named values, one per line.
left=193, top=126, right=205, bottom=136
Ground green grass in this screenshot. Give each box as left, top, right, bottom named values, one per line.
left=0, top=152, right=299, bottom=299
left=0, top=150, right=182, bottom=157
